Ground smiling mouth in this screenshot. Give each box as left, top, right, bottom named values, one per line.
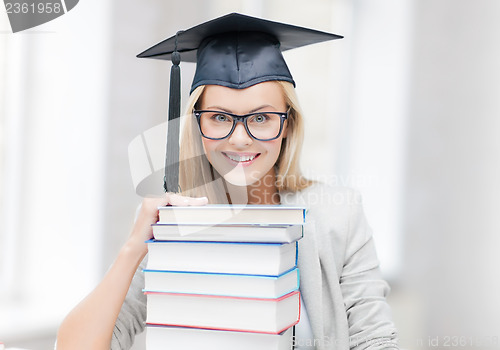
left=222, top=152, right=260, bottom=163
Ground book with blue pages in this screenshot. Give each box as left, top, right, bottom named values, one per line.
left=143, top=267, right=299, bottom=298
left=146, top=240, right=298, bottom=275
left=152, top=223, right=303, bottom=243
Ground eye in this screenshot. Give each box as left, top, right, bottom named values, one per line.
left=252, top=114, right=269, bottom=123
left=212, top=113, right=230, bottom=122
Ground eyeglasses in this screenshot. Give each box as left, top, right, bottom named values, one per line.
left=194, top=110, right=289, bottom=141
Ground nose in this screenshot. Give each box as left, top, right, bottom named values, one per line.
left=228, top=121, right=253, bottom=146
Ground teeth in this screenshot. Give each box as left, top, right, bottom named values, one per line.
left=226, top=153, right=256, bottom=162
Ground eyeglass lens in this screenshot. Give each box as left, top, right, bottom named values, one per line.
left=199, top=112, right=283, bottom=140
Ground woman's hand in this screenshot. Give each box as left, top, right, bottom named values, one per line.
left=126, top=193, right=209, bottom=257
left=56, top=193, right=208, bottom=350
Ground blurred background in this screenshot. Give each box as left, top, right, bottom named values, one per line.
left=1, top=0, right=499, bottom=349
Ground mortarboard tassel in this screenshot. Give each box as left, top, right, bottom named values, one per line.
left=164, top=31, right=183, bottom=193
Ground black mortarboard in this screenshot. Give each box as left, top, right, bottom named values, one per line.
left=137, top=13, right=342, bottom=193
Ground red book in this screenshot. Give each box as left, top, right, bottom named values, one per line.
left=146, top=325, right=294, bottom=350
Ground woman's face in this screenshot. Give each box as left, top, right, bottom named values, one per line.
left=199, top=81, right=288, bottom=187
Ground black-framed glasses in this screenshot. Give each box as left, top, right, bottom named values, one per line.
left=194, top=110, right=289, bottom=141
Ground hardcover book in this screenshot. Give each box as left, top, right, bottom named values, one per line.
left=157, top=205, right=306, bottom=225
left=146, top=325, right=294, bottom=350
left=143, top=267, right=299, bottom=298
left=146, top=240, right=298, bottom=276
left=145, top=290, right=301, bottom=334
left=152, top=223, right=303, bottom=243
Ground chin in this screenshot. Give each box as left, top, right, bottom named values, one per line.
left=222, top=167, right=262, bottom=186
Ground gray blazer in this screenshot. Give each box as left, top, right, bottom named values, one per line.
left=112, top=183, right=399, bottom=349
left=280, top=184, right=398, bottom=349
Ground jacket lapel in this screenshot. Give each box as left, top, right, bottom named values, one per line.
left=297, top=219, right=325, bottom=344
left=281, top=190, right=325, bottom=344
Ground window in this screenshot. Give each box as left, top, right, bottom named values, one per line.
left=0, top=6, right=111, bottom=340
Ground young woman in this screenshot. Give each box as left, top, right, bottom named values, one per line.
left=56, top=14, right=399, bottom=350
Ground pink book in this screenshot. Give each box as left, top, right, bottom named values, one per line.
left=145, top=290, right=300, bottom=334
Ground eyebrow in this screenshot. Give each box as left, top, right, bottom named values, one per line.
left=203, top=105, right=275, bottom=113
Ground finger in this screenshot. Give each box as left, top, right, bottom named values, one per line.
left=168, top=193, right=208, bottom=206
left=188, top=196, right=209, bottom=206
left=144, top=195, right=169, bottom=208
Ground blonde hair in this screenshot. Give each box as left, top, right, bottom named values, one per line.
left=179, top=81, right=314, bottom=202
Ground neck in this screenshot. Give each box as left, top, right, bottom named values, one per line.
left=224, top=168, right=280, bottom=205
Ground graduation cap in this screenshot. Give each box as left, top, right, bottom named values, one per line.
left=137, top=13, right=342, bottom=193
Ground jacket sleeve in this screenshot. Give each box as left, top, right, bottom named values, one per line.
left=110, top=257, right=147, bottom=350
left=340, top=190, right=399, bottom=350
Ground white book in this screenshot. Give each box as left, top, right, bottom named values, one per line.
left=146, top=240, right=297, bottom=276
left=143, top=267, right=299, bottom=298
left=157, top=205, right=306, bottom=225
left=152, top=223, right=303, bottom=243
left=145, top=290, right=300, bottom=334
left=146, top=325, right=294, bottom=350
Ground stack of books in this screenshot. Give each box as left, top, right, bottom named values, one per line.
left=143, top=205, right=306, bottom=350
